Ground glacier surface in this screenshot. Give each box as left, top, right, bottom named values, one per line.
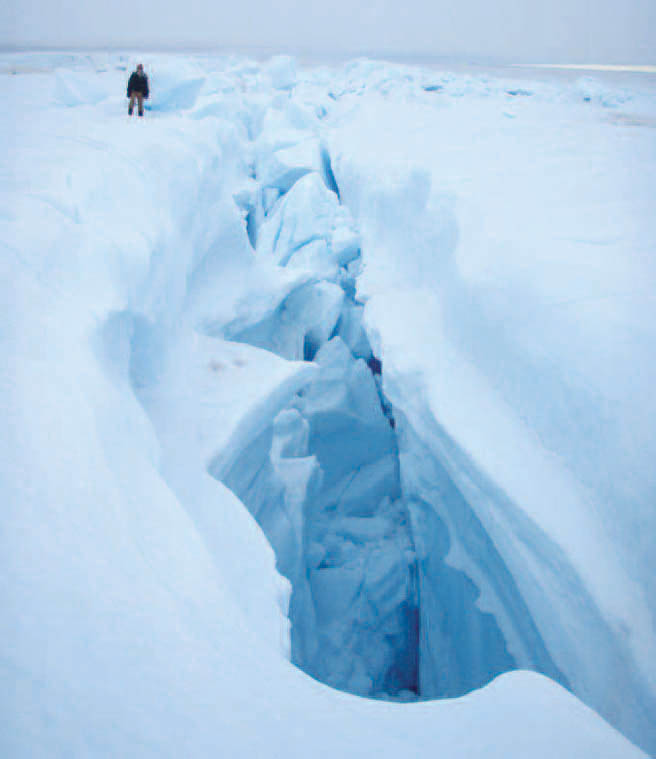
left=1, top=51, right=655, bottom=757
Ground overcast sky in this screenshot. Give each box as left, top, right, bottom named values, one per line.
left=2, top=0, right=655, bottom=64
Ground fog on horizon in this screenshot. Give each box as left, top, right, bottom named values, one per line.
left=2, top=0, right=655, bottom=64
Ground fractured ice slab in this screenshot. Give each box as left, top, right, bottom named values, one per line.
left=295, top=356, right=396, bottom=487
left=220, top=419, right=321, bottom=584
left=257, top=138, right=322, bottom=194
left=330, top=222, right=360, bottom=266
left=262, top=187, right=281, bottom=214
left=316, top=454, right=401, bottom=518
left=226, top=280, right=344, bottom=361
left=304, top=490, right=418, bottom=698
left=257, top=172, right=336, bottom=262
left=149, top=62, right=206, bottom=111
left=256, top=107, right=310, bottom=153
left=256, top=172, right=360, bottom=270
left=285, top=239, right=339, bottom=281
left=335, top=301, right=372, bottom=360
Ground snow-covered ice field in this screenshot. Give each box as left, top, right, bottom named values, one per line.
left=2, top=51, right=655, bottom=757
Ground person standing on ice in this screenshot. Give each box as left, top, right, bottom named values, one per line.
left=127, top=63, right=149, bottom=117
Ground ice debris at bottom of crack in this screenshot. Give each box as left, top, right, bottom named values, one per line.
left=217, top=315, right=421, bottom=697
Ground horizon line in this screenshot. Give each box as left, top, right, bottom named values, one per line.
left=1, top=46, right=654, bottom=73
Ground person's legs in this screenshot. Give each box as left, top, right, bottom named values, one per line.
left=137, top=93, right=144, bottom=117
left=128, top=93, right=137, bottom=115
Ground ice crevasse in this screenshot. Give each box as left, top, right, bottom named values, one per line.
left=214, top=156, right=559, bottom=703
left=208, top=67, right=653, bottom=752
left=1, top=53, right=654, bottom=758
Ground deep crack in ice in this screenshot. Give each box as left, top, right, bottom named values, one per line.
left=212, top=138, right=556, bottom=700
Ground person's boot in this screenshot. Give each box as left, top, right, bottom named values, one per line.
left=128, top=106, right=133, bottom=116
left=138, top=110, right=144, bottom=117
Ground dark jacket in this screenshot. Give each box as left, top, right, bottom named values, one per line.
left=127, top=71, right=149, bottom=98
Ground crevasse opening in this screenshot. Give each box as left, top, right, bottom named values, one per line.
left=207, top=141, right=562, bottom=700
left=218, top=274, right=423, bottom=697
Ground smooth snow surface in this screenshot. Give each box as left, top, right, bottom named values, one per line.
left=2, top=51, right=655, bottom=757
